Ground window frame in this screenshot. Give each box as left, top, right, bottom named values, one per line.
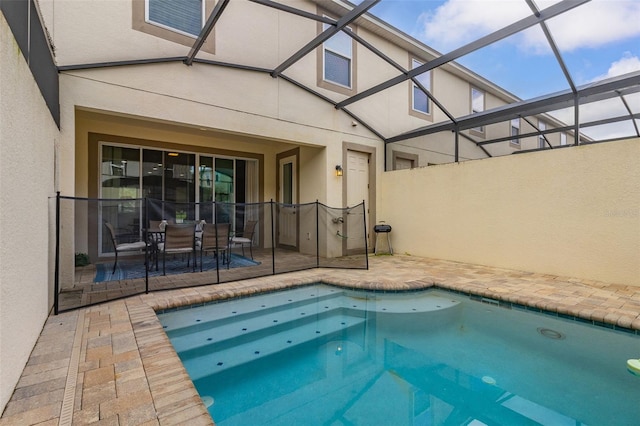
left=409, top=56, right=433, bottom=120
left=316, top=10, right=357, bottom=96
left=132, top=0, right=216, bottom=54
left=560, top=132, right=567, bottom=146
left=392, top=150, right=419, bottom=170
left=510, top=118, right=520, bottom=146
left=538, top=120, right=547, bottom=148
left=145, top=0, right=205, bottom=38
left=470, top=87, right=485, bottom=136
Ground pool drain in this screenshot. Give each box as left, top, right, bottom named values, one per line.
left=537, top=327, right=565, bottom=340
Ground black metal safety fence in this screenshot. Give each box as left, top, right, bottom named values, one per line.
left=53, top=194, right=368, bottom=313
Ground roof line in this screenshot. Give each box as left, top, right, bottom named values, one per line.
left=385, top=71, right=640, bottom=143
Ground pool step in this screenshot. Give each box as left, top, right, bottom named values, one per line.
left=173, top=306, right=360, bottom=358
left=162, top=286, right=345, bottom=338
left=182, top=311, right=366, bottom=379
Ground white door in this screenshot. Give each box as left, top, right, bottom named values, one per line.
left=278, top=155, right=297, bottom=248
left=346, top=150, right=370, bottom=252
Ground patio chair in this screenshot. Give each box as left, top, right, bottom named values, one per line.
left=104, top=222, right=148, bottom=273
left=157, top=223, right=196, bottom=275
left=149, top=220, right=164, bottom=230
left=231, top=220, right=257, bottom=260
left=148, top=220, right=172, bottom=241
left=200, top=223, right=231, bottom=271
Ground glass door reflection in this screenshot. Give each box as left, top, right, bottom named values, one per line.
left=165, top=151, right=195, bottom=222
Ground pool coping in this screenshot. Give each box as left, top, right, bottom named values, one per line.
left=155, top=282, right=640, bottom=336
left=2, top=255, right=639, bottom=425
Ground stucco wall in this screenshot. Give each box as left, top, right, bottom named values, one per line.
left=40, top=0, right=563, bottom=168
left=0, top=16, right=58, bottom=411
left=379, top=139, right=640, bottom=286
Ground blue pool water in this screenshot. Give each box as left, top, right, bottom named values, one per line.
left=158, top=284, right=640, bottom=425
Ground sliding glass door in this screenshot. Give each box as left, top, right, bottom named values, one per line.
left=198, top=156, right=215, bottom=224
left=100, top=144, right=257, bottom=243
left=214, top=158, right=234, bottom=225
left=164, top=151, right=196, bottom=222
left=142, top=150, right=196, bottom=222
left=100, top=146, right=142, bottom=254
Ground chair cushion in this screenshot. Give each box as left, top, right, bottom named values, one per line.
left=157, top=242, right=193, bottom=253
left=231, top=237, right=252, bottom=244
left=116, top=241, right=147, bottom=251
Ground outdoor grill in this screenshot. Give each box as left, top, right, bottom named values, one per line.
left=373, top=224, right=392, bottom=233
left=373, top=222, right=393, bottom=255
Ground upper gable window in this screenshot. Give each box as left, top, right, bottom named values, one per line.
left=560, top=132, right=567, bottom=145
left=510, top=118, right=520, bottom=145
left=317, top=12, right=356, bottom=96
left=411, top=58, right=431, bottom=116
left=470, top=87, right=485, bottom=135
left=147, top=0, right=204, bottom=37
left=323, top=22, right=352, bottom=88
left=132, top=0, right=215, bottom=54
left=538, top=120, right=547, bottom=148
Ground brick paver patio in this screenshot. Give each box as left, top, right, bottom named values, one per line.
left=2, top=255, right=639, bottom=425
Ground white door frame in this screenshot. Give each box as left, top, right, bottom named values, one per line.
left=342, top=143, right=376, bottom=255
left=276, top=148, right=299, bottom=249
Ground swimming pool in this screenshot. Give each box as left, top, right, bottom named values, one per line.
left=159, top=284, right=640, bottom=425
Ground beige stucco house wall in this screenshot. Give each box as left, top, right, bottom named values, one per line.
left=0, top=15, right=58, bottom=410
left=379, top=138, right=640, bottom=287
left=40, top=0, right=569, bottom=269
left=1, top=0, right=639, bottom=415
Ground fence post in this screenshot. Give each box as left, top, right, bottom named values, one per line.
left=270, top=200, right=276, bottom=275
left=214, top=201, right=220, bottom=284
left=54, top=192, right=61, bottom=315
left=362, top=200, right=369, bottom=270
left=144, top=197, right=149, bottom=294
left=454, top=127, right=460, bottom=163
left=316, top=200, right=320, bottom=268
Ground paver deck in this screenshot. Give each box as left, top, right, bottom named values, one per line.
left=2, top=255, right=639, bottom=425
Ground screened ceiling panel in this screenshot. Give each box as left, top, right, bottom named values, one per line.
left=58, top=0, right=640, bottom=151
left=453, top=27, right=572, bottom=102
left=579, top=98, right=631, bottom=123
left=581, top=120, right=638, bottom=141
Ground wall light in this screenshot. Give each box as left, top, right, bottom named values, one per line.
left=335, top=165, right=343, bottom=176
